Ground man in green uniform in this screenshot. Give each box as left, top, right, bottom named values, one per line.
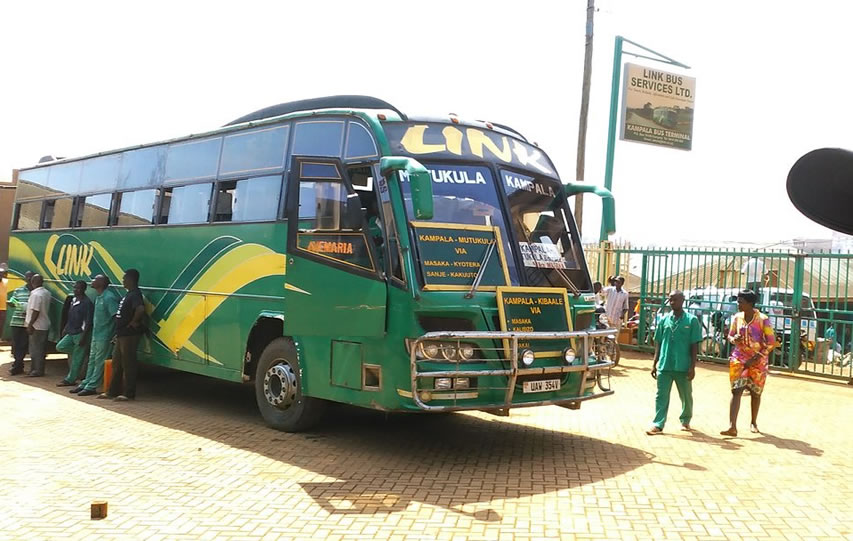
left=647, top=290, right=702, bottom=434
left=56, top=281, right=94, bottom=387
left=72, top=275, right=121, bottom=396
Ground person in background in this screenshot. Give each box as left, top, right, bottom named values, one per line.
left=56, top=280, right=94, bottom=387
left=25, top=274, right=52, bottom=377
left=741, top=257, right=766, bottom=299
left=73, top=275, right=121, bottom=396
left=603, top=276, right=630, bottom=328
left=646, top=290, right=702, bottom=434
left=7, top=271, right=33, bottom=375
left=593, top=281, right=604, bottom=309
left=99, top=269, right=146, bottom=402
left=0, top=265, right=8, bottom=335
left=721, top=289, right=776, bottom=436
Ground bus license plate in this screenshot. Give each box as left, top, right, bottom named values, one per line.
left=522, top=379, right=560, bottom=393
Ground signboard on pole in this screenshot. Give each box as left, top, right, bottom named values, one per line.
left=620, top=62, right=696, bottom=150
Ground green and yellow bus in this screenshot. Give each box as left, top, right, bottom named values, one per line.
left=9, top=95, right=616, bottom=431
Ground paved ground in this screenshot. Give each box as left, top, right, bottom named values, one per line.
left=0, top=347, right=851, bottom=541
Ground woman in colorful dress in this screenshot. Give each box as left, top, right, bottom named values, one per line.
left=720, top=290, right=776, bottom=436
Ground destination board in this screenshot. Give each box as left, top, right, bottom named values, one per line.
left=496, top=287, right=574, bottom=358
left=411, top=222, right=510, bottom=291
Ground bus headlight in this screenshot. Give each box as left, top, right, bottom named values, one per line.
left=440, top=343, right=458, bottom=360
left=458, top=343, right=476, bottom=361
left=434, top=377, right=453, bottom=390
left=563, top=347, right=576, bottom=364
left=420, top=342, right=440, bottom=360
left=521, top=349, right=535, bottom=367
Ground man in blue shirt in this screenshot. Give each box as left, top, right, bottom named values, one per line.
left=647, top=290, right=702, bottom=434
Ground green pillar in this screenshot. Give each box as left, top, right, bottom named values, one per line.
left=789, top=254, right=806, bottom=370
left=599, top=36, right=623, bottom=242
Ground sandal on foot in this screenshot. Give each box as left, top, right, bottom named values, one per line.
left=680, top=424, right=692, bottom=431
left=645, top=426, right=663, bottom=435
left=750, top=424, right=760, bottom=433
left=720, top=428, right=737, bottom=437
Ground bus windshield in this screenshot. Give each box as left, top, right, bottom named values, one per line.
left=500, top=169, right=589, bottom=291
left=401, top=163, right=590, bottom=290
left=401, top=163, right=518, bottom=284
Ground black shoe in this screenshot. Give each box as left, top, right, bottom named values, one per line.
left=77, top=389, right=97, bottom=396
left=9, top=369, right=24, bottom=376
left=26, top=372, right=44, bottom=377
left=70, top=387, right=84, bottom=394
left=56, top=380, right=75, bottom=387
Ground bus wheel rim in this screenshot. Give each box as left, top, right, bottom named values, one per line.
left=264, top=360, right=298, bottom=409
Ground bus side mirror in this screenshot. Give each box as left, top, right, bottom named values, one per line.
left=380, top=156, right=434, bottom=220
left=563, top=182, right=615, bottom=236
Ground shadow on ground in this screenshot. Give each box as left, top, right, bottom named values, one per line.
left=3, top=357, right=655, bottom=521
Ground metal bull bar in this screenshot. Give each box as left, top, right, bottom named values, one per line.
left=409, top=329, right=617, bottom=412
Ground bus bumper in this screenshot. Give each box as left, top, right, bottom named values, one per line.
left=408, top=330, right=617, bottom=412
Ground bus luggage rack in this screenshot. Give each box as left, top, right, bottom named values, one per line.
left=409, top=329, right=617, bottom=412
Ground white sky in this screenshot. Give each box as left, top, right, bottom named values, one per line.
left=1, top=0, right=850, bottom=246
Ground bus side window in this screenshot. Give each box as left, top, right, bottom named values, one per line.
left=43, top=198, right=74, bottom=229
left=297, top=179, right=360, bottom=232
left=14, top=201, right=42, bottom=230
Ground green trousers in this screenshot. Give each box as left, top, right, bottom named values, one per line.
left=80, top=339, right=112, bottom=392
left=57, top=333, right=89, bottom=383
left=653, top=371, right=693, bottom=429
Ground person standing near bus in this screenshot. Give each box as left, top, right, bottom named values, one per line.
left=99, top=269, right=145, bottom=401
left=646, top=290, right=702, bottom=434
left=0, top=265, right=8, bottom=335
left=7, top=271, right=34, bottom=375
left=73, top=275, right=121, bottom=396
left=56, top=280, right=94, bottom=387
left=603, top=276, right=629, bottom=327
left=25, top=274, right=52, bottom=377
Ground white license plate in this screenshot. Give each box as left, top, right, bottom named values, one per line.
left=522, top=379, right=560, bottom=393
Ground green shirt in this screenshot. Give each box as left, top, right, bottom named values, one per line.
left=7, top=286, right=31, bottom=327
left=654, top=311, right=702, bottom=372
left=92, top=288, right=121, bottom=341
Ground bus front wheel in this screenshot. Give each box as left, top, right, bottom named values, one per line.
left=255, top=338, right=325, bottom=432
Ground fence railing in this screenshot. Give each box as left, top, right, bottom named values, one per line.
left=583, top=243, right=853, bottom=380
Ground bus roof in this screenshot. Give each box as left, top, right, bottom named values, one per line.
left=19, top=95, right=529, bottom=171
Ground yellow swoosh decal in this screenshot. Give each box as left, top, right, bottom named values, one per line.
left=156, top=246, right=285, bottom=353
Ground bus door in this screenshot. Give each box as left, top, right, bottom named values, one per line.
left=284, top=157, right=387, bottom=337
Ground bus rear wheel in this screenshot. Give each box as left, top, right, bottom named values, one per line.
left=255, top=338, right=325, bottom=432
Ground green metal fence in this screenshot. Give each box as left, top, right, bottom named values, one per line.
left=585, top=244, right=853, bottom=381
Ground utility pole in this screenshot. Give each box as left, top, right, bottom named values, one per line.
left=574, top=0, right=595, bottom=235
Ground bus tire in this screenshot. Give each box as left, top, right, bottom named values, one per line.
left=254, top=337, right=325, bottom=432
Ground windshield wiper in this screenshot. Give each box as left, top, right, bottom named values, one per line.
left=465, top=239, right=496, bottom=299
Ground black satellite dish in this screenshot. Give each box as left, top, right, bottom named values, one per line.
left=787, top=148, right=853, bottom=235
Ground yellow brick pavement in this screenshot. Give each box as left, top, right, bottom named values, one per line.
left=0, top=347, right=851, bottom=540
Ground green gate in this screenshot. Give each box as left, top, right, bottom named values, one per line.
left=585, top=244, right=853, bottom=381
